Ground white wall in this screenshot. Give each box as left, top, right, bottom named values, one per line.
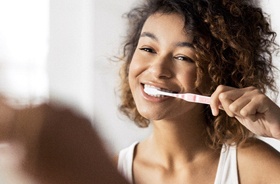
left=93, top=0, right=151, bottom=154
left=0, top=0, right=49, bottom=106
left=47, top=0, right=95, bottom=118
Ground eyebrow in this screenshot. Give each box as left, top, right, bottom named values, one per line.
left=140, top=31, right=194, bottom=48
left=140, top=32, right=158, bottom=41
left=176, top=41, right=194, bottom=48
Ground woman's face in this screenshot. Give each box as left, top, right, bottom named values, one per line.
left=128, top=13, right=201, bottom=121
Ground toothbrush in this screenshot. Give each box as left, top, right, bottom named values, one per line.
left=144, top=86, right=211, bottom=105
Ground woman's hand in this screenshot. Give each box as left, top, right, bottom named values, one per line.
left=210, top=85, right=280, bottom=139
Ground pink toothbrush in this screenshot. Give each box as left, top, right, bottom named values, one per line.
left=144, top=86, right=211, bottom=105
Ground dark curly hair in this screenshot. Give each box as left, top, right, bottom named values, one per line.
left=118, top=0, right=279, bottom=148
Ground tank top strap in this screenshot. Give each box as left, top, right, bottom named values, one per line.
left=214, top=144, right=239, bottom=184
left=117, top=142, right=138, bottom=183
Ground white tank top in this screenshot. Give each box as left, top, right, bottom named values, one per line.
left=118, top=142, right=238, bottom=184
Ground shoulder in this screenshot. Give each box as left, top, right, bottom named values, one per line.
left=237, top=138, right=280, bottom=183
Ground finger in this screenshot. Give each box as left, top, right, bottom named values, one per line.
left=233, top=87, right=268, bottom=116
left=228, top=96, right=251, bottom=117
left=210, top=85, right=233, bottom=116
left=220, top=87, right=259, bottom=116
left=211, top=85, right=242, bottom=117
left=239, top=95, right=269, bottom=117
left=218, top=87, right=245, bottom=101
left=218, top=93, right=236, bottom=117
left=210, top=91, right=220, bottom=116
left=214, top=86, right=258, bottom=117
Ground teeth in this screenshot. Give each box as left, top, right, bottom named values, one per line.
left=144, top=84, right=173, bottom=98
left=150, top=94, right=162, bottom=97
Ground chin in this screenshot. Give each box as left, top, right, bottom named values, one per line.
left=137, top=108, right=168, bottom=121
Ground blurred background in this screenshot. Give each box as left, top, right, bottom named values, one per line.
left=0, top=0, right=279, bottom=156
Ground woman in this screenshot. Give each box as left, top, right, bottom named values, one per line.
left=117, top=0, right=280, bottom=183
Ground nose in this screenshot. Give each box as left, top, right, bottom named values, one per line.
left=148, top=55, right=173, bottom=79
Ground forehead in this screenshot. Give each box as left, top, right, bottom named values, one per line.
left=141, top=13, right=193, bottom=42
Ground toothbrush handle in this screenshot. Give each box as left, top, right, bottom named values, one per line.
left=176, top=94, right=211, bottom=105
left=192, top=94, right=211, bottom=104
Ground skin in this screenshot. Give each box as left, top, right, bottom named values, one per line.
left=129, top=12, right=199, bottom=122
left=211, top=85, right=280, bottom=139
left=127, top=12, right=280, bottom=184
left=129, top=13, right=220, bottom=184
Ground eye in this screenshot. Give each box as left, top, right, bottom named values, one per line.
left=174, top=55, right=194, bottom=63
left=139, top=47, right=156, bottom=54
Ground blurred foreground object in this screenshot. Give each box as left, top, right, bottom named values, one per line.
left=0, top=98, right=127, bottom=184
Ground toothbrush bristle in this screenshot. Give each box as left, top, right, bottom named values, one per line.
left=144, top=86, right=160, bottom=95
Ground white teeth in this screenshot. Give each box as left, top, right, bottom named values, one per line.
left=144, top=84, right=172, bottom=97
left=150, top=94, right=162, bottom=97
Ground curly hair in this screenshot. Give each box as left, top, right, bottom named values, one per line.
left=118, top=0, right=279, bottom=148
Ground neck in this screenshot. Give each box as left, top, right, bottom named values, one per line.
left=148, top=106, right=211, bottom=161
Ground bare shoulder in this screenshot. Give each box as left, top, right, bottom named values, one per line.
left=237, top=138, right=280, bottom=183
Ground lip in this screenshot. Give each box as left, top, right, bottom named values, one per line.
left=140, top=83, right=173, bottom=102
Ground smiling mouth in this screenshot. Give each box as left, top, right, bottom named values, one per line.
left=144, top=84, right=176, bottom=97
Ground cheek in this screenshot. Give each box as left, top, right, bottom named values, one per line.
left=128, top=54, right=146, bottom=83
left=128, top=59, right=136, bottom=88
left=128, top=60, right=137, bottom=80
left=128, top=56, right=142, bottom=92
left=178, top=67, right=197, bottom=90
